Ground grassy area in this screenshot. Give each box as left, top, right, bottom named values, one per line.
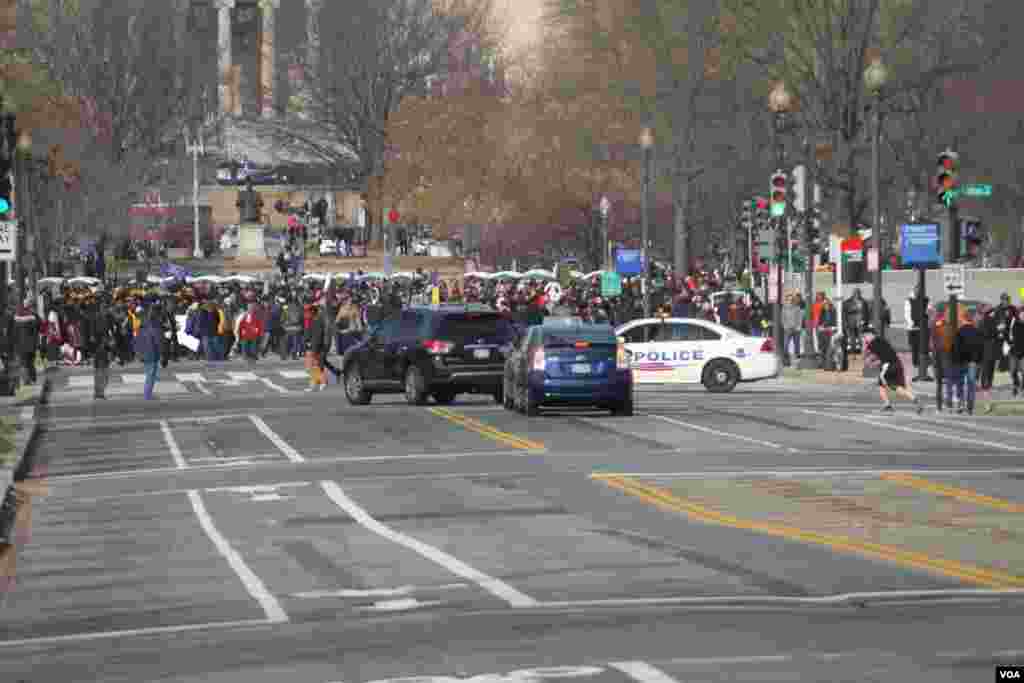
left=0, top=415, right=17, bottom=464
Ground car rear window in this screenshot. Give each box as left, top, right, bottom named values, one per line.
left=543, top=331, right=617, bottom=347
left=436, top=314, right=516, bottom=342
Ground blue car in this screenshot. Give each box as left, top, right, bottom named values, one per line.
left=503, top=319, right=633, bottom=417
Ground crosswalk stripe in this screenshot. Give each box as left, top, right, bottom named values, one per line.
left=121, top=374, right=145, bottom=383
left=227, top=371, right=260, bottom=381
left=278, top=370, right=309, bottom=379
left=67, top=376, right=93, bottom=387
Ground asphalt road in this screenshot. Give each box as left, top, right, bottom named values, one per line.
left=1, top=359, right=1022, bottom=682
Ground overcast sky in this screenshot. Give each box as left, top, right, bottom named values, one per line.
left=502, top=0, right=544, bottom=53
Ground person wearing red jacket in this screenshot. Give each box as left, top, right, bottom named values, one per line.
left=237, top=306, right=264, bottom=360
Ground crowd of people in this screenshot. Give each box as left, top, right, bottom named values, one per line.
left=2, top=249, right=1022, bottom=406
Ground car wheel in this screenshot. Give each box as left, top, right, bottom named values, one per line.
left=404, top=365, right=428, bottom=405
left=703, top=359, right=739, bottom=393
left=611, top=394, right=634, bottom=417
left=344, top=365, right=372, bottom=405
left=432, top=389, right=457, bottom=405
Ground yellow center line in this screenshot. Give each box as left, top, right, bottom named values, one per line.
left=428, top=408, right=546, bottom=451
left=880, top=472, right=1024, bottom=514
left=592, top=474, right=1024, bottom=590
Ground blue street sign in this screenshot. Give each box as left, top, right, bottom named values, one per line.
left=900, top=223, right=941, bottom=265
left=615, top=248, right=643, bottom=276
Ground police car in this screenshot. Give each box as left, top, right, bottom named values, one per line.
left=614, top=317, right=779, bottom=393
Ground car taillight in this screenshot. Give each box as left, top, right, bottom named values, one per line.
left=423, top=340, right=454, bottom=355
left=532, top=348, right=546, bottom=371
left=616, top=340, right=629, bottom=370
left=760, top=338, right=775, bottom=353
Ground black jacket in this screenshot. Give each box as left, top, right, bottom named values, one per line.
left=11, top=312, right=40, bottom=355
left=305, top=316, right=326, bottom=353
left=953, top=324, right=985, bottom=366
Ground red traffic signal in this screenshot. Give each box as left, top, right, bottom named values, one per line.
left=755, top=197, right=769, bottom=210
left=388, top=209, right=400, bottom=223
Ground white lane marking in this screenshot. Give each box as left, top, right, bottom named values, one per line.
left=0, top=618, right=272, bottom=648
left=607, top=661, right=682, bottom=683
left=259, top=377, right=288, bottom=393
left=205, top=482, right=311, bottom=493
left=650, top=414, right=797, bottom=452
left=67, top=376, right=93, bottom=387
left=293, top=583, right=469, bottom=599
left=363, top=598, right=445, bottom=611
left=320, top=480, right=538, bottom=607
left=227, top=371, right=260, bottom=381
left=159, top=420, right=186, bottom=470
left=915, top=414, right=1024, bottom=438
left=120, top=373, right=145, bottom=383
left=535, top=588, right=1024, bottom=610
left=593, top=467, right=1024, bottom=479
left=279, top=370, right=309, bottom=379
left=801, top=409, right=1023, bottom=452
left=249, top=415, right=305, bottom=463
left=187, top=490, right=288, bottom=623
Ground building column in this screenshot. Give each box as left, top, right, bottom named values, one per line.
left=215, top=0, right=236, bottom=116
left=258, top=0, right=280, bottom=118
left=303, top=0, right=323, bottom=119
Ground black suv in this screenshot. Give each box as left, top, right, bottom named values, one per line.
left=341, top=305, right=516, bottom=406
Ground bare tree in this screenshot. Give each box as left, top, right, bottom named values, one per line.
left=252, top=0, right=491, bottom=246
left=720, top=0, right=1012, bottom=234
left=16, top=0, right=206, bottom=246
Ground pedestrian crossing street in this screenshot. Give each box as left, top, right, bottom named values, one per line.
left=52, top=368, right=322, bottom=403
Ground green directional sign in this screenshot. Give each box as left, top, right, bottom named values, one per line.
left=963, top=183, right=992, bottom=197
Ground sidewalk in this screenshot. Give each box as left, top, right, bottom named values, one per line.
left=0, top=377, right=47, bottom=493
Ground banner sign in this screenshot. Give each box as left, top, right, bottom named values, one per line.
left=899, top=223, right=940, bottom=265
left=615, top=248, right=643, bottom=275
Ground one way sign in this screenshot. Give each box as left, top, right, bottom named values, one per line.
left=942, top=264, right=965, bottom=297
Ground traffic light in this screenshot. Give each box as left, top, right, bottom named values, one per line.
left=806, top=210, right=822, bottom=253
left=792, top=164, right=807, bottom=213
left=935, top=150, right=959, bottom=207
left=770, top=171, right=787, bottom=218
left=0, top=173, right=10, bottom=217
left=740, top=201, right=753, bottom=233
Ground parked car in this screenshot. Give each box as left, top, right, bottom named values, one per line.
left=342, top=304, right=515, bottom=406
left=505, top=319, right=633, bottom=416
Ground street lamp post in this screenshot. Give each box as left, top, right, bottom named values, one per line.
left=768, top=81, right=794, bottom=365
left=185, top=129, right=206, bottom=259
left=864, top=57, right=888, bottom=337
left=599, top=195, right=611, bottom=270
left=640, top=125, right=653, bottom=318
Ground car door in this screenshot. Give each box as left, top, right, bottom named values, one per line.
left=365, top=315, right=401, bottom=383
left=665, top=321, right=718, bottom=383
left=620, top=322, right=665, bottom=384
left=387, top=310, right=424, bottom=381
left=515, top=328, right=537, bottom=391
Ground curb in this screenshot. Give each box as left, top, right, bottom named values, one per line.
left=0, top=376, right=48, bottom=495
